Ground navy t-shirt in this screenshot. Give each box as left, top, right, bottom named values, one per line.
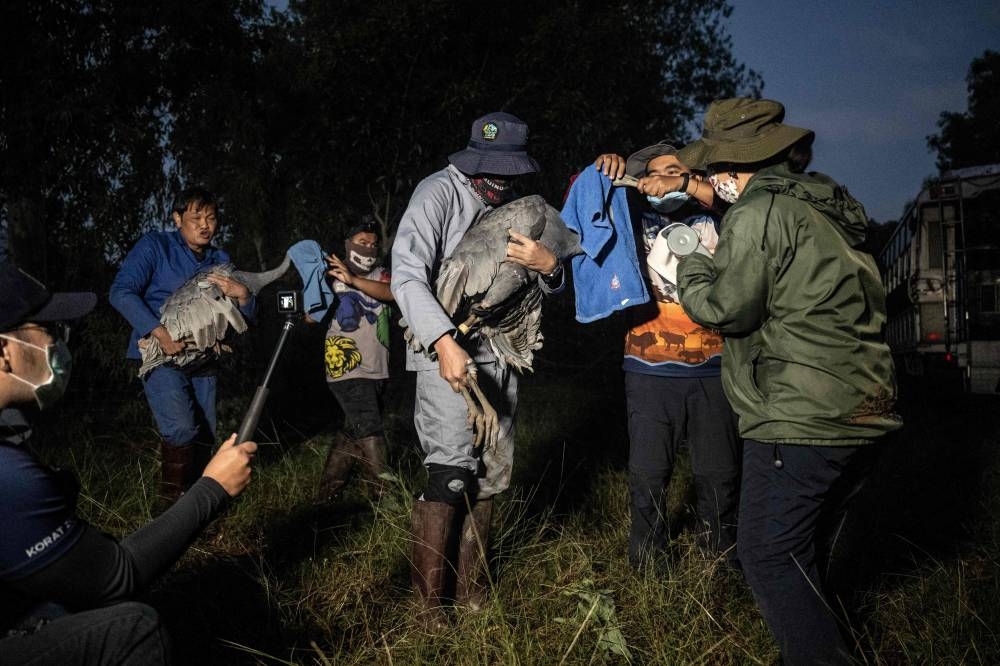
left=0, top=443, right=84, bottom=581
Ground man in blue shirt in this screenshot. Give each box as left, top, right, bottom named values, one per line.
left=110, top=187, right=255, bottom=505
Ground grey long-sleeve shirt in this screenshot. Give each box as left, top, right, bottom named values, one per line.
left=391, top=165, right=563, bottom=371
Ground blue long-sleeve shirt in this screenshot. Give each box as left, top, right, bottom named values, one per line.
left=109, top=230, right=255, bottom=360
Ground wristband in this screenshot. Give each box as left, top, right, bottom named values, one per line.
left=678, top=173, right=691, bottom=195
left=543, top=262, right=563, bottom=282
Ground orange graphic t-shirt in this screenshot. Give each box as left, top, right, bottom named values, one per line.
left=623, top=212, right=723, bottom=378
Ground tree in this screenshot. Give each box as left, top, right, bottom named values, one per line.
left=1, top=1, right=761, bottom=283
left=928, top=50, right=1000, bottom=172
left=265, top=0, right=761, bottom=259
left=0, top=1, right=171, bottom=285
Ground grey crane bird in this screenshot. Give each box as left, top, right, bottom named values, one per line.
left=403, top=194, right=581, bottom=448
left=137, top=254, right=293, bottom=378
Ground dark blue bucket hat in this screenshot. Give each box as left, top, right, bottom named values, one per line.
left=448, top=112, right=540, bottom=177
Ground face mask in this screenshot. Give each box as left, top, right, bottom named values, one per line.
left=344, top=240, right=379, bottom=275
left=709, top=174, right=740, bottom=204
left=470, top=176, right=516, bottom=206
left=647, top=191, right=690, bottom=214
left=0, top=335, right=73, bottom=410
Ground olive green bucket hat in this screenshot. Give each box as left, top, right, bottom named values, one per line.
left=677, top=98, right=814, bottom=169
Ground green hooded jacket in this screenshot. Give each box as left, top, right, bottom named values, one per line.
left=678, top=163, right=902, bottom=445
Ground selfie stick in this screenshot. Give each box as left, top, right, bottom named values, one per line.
left=235, top=315, right=296, bottom=445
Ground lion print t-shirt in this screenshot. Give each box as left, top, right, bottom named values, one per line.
left=324, top=266, right=392, bottom=383
left=623, top=212, right=723, bottom=379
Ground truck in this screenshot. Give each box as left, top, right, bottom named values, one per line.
left=879, top=163, right=1000, bottom=393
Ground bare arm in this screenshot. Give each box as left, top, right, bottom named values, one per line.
left=326, top=254, right=393, bottom=302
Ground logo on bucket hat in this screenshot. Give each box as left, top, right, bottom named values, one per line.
left=482, top=122, right=499, bottom=141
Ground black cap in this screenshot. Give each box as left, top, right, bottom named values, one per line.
left=625, top=142, right=678, bottom=178
left=0, top=261, right=96, bottom=332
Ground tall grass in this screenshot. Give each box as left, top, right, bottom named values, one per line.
left=27, top=316, right=1000, bottom=665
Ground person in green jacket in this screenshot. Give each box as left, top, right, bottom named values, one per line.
left=638, top=98, right=902, bottom=665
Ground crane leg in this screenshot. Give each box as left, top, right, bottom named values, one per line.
left=466, top=374, right=499, bottom=451
left=460, top=386, right=486, bottom=449
left=459, top=364, right=499, bottom=451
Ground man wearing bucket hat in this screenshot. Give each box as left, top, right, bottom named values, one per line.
left=594, top=145, right=741, bottom=569
left=654, top=98, right=902, bottom=664
left=392, top=112, right=564, bottom=628
left=0, top=260, right=257, bottom=664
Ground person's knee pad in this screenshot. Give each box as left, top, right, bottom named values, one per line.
left=424, top=463, right=476, bottom=505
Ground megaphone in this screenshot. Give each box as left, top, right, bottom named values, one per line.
left=647, top=223, right=711, bottom=289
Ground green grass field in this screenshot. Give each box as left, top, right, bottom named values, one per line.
left=27, top=313, right=1000, bottom=664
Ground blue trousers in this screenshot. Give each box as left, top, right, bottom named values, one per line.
left=142, top=365, right=216, bottom=447
left=738, top=439, right=878, bottom=666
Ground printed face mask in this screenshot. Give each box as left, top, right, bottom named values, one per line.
left=0, top=335, right=73, bottom=411
left=344, top=240, right=379, bottom=275
left=646, top=191, right=690, bottom=214
left=470, top=176, right=516, bottom=206
left=709, top=174, right=740, bottom=204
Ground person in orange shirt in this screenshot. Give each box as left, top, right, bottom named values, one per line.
left=597, top=143, right=741, bottom=569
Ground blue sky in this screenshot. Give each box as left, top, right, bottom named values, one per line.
left=725, top=1, right=1000, bottom=222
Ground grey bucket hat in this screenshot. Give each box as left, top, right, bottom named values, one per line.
left=625, top=142, right=678, bottom=178
left=448, top=112, right=540, bottom=176
left=677, top=98, right=814, bottom=169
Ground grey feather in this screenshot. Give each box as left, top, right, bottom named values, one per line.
left=137, top=255, right=291, bottom=378
left=404, top=195, right=580, bottom=372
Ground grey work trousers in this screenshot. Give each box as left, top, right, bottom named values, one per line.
left=414, top=360, right=517, bottom=499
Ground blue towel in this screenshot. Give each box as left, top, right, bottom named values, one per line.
left=288, top=240, right=335, bottom=319
left=560, top=168, right=648, bottom=323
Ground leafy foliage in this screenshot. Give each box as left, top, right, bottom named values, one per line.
left=2, top=0, right=759, bottom=283
left=928, top=50, right=1000, bottom=172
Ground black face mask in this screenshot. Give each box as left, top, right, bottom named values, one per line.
left=470, top=175, right=516, bottom=206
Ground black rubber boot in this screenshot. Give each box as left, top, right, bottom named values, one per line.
left=318, top=432, right=358, bottom=499
left=455, top=498, right=493, bottom=612
left=355, top=434, right=388, bottom=498
left=159, top=442, right=194, bottom=508
left=411, top=499, right=456, bottom=631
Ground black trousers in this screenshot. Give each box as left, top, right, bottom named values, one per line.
left=738, top=439, right=879, bottom=666
left=0, top=602, right=171, bottom=665
left=625, top=372, right=742, bottom=565
left=327, top=378, right=387, bottom=439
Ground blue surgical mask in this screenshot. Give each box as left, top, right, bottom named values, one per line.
left=647, top=191, right=690, bottom=214
left=0, top=335, right=73, bottom=411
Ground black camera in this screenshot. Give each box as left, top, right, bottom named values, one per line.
left=276, top=290, right=302, bottom=316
